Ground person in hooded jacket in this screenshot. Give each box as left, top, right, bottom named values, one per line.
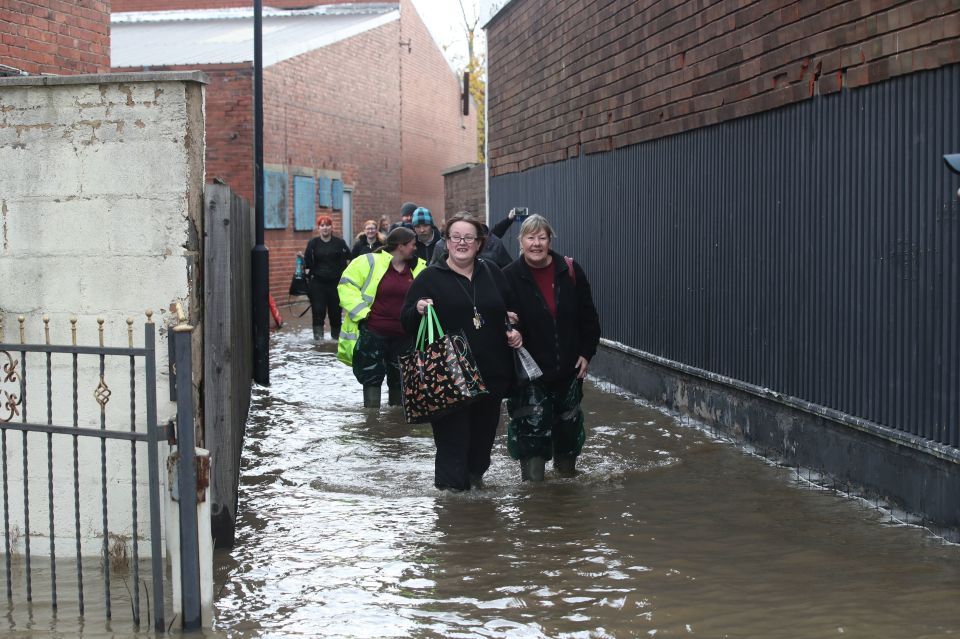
left=411, top=206, right=443, bottom=262
left=302, top=215, right=351, bottom=341
left=401, top=212, right=523, bottom=492
left=502, top=214, right=600, bottom=481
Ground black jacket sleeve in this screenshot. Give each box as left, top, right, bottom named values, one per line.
left=401, top=271, right=432, bottom=336
left=572, top=260, right=601, bottom=361
left=490, top=215, right=514, bottom=239
left=303, top=238, right=316, bottom=274
left=484, top=260, right=517, bottom=315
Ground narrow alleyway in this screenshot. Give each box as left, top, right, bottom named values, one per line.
left=210, top=325, right=960, bottom=638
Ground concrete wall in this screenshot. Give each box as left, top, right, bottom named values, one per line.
left=486, top=0, right=960, bottom=177
left=0, top=71, right=206, bottom=555
left=0, top=0, right=111, bottom=75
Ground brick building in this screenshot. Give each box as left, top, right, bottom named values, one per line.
left=112, top=0, right=477, bottom=302
left=442, top=162, right=486, bottom=219
left=484, top=0, right=960, bottom=534
left=0, top=0, right=110, bottom=75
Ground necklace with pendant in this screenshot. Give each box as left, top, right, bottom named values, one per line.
left=454, top=273, right=484, bottom=330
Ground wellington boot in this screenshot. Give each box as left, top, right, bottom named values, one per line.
left=554, top=455, right=577, bottom=478
left=362, top=386, right=381, bottom=408
left=387, top=385, right=402, bottom=407
left=520, top=457, right=546, bottom=482
left=312, top=326, right=323, bottom=341
left=468, top=473, right=485, bottom=490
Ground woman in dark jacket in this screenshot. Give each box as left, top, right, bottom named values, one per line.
left=401, top=212, right=523, bottom=492
left=350, top=219, right=384, bottom=258
left=502, top=214, right=600, bottom=481
left=302, top=215, right=351, bottom=341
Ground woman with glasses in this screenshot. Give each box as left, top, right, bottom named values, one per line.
left=502, top=214, right=600, bottom=481
left=302, top=215, right=351, bottom=341
left=401, top=212, right=523, bottom=491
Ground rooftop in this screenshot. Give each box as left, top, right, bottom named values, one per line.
left=111, top=3, right=400, bottom=68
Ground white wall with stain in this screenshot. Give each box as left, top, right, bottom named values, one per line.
left=0, top=71, right=206, bottom=557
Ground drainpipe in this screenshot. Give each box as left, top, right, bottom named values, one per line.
left=252, top=0, right=270, bottom=385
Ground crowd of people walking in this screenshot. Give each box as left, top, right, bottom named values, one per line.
left=298, top=202, right=600, bottom=491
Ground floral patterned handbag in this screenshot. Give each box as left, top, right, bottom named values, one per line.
left=398, top=305, right=488, bottom=424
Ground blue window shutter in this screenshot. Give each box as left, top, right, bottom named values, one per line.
left=318, top=176, right=332, bottom=208
left=293, top=176, right=316, bottom=231
left=332, top=179, right=344, bottom=210
left=264, top=170, right=288, bottom=229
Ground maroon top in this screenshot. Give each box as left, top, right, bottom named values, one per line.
left=529, top=261, right=556, bottom=319
left=366, top=263, right=414, bottom=337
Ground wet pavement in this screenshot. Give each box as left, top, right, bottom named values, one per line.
left=4, top=323, right=960, bottom=637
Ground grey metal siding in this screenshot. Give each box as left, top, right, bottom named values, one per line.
left=491, top=63, right=960, bottom=448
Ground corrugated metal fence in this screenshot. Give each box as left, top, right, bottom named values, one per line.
left=490, top=63, right=960, bottom=448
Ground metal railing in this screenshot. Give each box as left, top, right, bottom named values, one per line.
left=0, top=313, right=167, bottom=630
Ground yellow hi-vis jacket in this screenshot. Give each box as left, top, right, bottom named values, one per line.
left=336, top=251, right=427, bottom=366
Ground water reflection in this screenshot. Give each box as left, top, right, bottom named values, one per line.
left=11, top=325, right=955, bottom=637
left=209, top=327, right=960, bottom=638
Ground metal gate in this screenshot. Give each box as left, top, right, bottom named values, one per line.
left=0, top=311, right=193, bottom=631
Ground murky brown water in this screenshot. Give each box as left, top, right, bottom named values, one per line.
left=4, top=326, right=960, bottom=637
left=211, top=328, right=960, bottom=638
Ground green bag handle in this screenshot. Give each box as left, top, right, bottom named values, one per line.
left=415, top=304, right=445, bottom=351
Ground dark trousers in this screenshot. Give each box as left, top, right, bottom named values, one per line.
left=430, top=395, right=503, bottom=491
left=353, top=326, right=412, bottom=392
left=308, top=278, right=342, bottom=337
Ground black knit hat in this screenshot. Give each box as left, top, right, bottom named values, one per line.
left=400, top=202, right=417, bottom=219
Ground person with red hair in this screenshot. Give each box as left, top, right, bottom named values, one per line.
left=303, top=215, right=350, bottom=340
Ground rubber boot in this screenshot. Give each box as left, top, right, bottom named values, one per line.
left=387, top=385, right=402, bottom=407
left=520, top=457, right=546, bottom=482
left=312, top=326, right=323, bottom=341
left=554, top=455, right=577, bottom=478
left=362, top=385, right=381, bottom=408
left=468, top=473, right=485, bottom=490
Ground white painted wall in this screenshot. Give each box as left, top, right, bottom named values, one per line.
left=0, top=71, right=206, bottom=557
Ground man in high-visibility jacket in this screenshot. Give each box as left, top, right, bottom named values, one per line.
left=337, top=227, right=428, bottom=407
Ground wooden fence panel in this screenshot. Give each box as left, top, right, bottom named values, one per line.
left=203, top=183, right=253, bottom=548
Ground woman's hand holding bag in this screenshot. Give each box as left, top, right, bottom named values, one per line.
left=398, top=305, right=488, bottom=423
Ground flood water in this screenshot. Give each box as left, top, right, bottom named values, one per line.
left=211, top=328, right=960, bottom=638
left=3, top=325, right=960, bottom=637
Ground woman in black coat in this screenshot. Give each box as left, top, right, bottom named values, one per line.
left=302, top=215, right=350, bottom=340
left=350, top=219, right=384, bottom=258
left=401, top=212, right=523, bottom=492
left=502, top=214, right=600, bottom=481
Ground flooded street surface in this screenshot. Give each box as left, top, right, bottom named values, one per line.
left=210, top=327, right=960, bottom=638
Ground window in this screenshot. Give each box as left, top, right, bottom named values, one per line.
left=293, top=175, right=316, bottom=231
left=332, top=179, right=344, bottom=210
left=263, top=170, right=288, bottom=229
left=318, top=176, right=332, bottom=208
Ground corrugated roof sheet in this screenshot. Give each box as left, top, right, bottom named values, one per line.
left=111, top=4, right=400, bottom=68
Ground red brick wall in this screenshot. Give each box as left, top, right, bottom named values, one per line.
left=399, top=0, right=478, bottom=222
left=487, top=0, right=960, bottom=177
left=112, top=1, right=478, bottom=303
left=443, top=164, right=486, bottom=220
left=112, top=0, right=385, bottom=11
left=1, top=0, right=110, bottom=75
left=261, top=19, right=404, bottom=302
left=204, top=65, right=255, bottom=202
